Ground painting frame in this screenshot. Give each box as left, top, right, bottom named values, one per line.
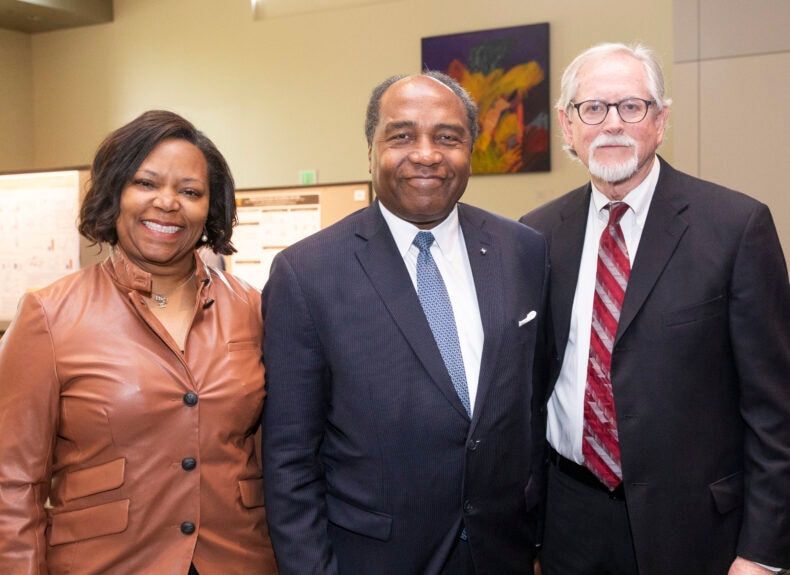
left=422, top=23, right=551, bottom=175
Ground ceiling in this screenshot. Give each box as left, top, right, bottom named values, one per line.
left=0, top=0, right=113, bottom=34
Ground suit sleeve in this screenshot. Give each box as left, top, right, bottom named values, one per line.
left=729, top=204, right=790, bottom=568
left=533, top=235, right=552, bottom=545
left=261, top=253, right=338, bottom=575
left=0, top=294, right=59, bottom=575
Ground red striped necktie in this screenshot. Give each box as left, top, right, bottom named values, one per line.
left=583, top=201, right=630, bottom=491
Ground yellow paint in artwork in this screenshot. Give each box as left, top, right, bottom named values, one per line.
left=452, top=60, right=545, bottom=173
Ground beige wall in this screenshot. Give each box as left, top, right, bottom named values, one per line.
left=13, top=0, right=672, bottom=221
left=5, top=0, right=788, bottom=264
left=3, top=0, right=787, bottom=261
left=673, top=0, right=790, bottom=266
left=0, top=28, right=33, bottom=171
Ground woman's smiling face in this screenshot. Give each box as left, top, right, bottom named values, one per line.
left=115, top=138, right=209, bottom=273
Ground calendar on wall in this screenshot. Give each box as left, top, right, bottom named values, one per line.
left=0, top=169, right=88, bottom=330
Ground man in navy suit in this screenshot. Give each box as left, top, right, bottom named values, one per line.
left=521, top=43, right=790, bottom=575
left=261, top=71, right=548, bottom=574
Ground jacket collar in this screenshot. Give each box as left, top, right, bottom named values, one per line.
left=102, top=245, right=211, bottom=295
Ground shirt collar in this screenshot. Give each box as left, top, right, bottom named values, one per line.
left=590, top=155, right=661, bottom=225
left=378, top=201, right=462, bottom=258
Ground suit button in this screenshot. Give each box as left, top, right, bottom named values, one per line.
left=466, top=439, right=480, bottom=451
left=181, top=457, right=197, bottom=471
left=463, top=500, right=474, bottom=513
left=183, top=392, right=198, bottom=406
left=180, top=521, right=195, bottom=535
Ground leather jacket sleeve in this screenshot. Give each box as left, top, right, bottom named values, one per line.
left=0, top=293, right=59, bottom=575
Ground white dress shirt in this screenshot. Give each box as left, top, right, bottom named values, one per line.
left=547, top=157, right=660, bottom=463
left=379, top=202, right=484, bottom=414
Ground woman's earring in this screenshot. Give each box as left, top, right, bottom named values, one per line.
left=201, top=229, right=208, bottom=243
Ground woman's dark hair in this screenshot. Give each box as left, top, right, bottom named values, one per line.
left=79, top=109, right=237, bottom=255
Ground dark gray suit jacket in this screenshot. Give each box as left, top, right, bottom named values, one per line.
left=261, top=201, right=548, bottom=575
left=521, top=157, right=790, bottom=574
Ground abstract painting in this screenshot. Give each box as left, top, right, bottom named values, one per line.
left=422, top=23, right=550, bottom=174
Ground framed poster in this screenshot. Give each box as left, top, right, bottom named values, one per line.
left=422, top=23, right=551, bottom=174
left=228, top=181, right=371, bottom=289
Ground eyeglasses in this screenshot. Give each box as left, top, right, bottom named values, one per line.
left=570, top=98, right=655, bottom=125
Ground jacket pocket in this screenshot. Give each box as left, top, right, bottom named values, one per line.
left=662, top=295, right=727, bottom=327
left=239, top=478, right=265, bottom=508
left=708, top=471, right=744, bottom=514
left=49, top=499, right=130, bottom=545
left=326, top=493, right=392, bottom=542
left=59, top=458, right=126, bottom=502
left=228, top=339, right=259, bottom=353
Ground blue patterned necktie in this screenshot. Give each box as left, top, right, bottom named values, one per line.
left=413, top=231, right=471, bottom=416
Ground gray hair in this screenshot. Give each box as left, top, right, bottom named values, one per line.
left=556, top=42, right=671, bottom=158
left=364, top=71, right=479, bottom=149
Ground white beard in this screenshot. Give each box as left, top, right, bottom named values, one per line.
left=588, top=135, right=639, bottom=183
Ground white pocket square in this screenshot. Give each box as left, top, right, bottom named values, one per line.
left=518, top=310, right=537, bottom=327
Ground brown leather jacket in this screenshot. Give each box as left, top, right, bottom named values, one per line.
left=0, top=247, right=278, bottom=574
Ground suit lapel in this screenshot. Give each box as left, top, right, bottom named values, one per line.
left=354, top=203, right=470, bottom=419
left=458, top=205, right=501, bottom=432
left=550, top=187, right=590, bottom=361
left=617, top=159, right=689, bottom=342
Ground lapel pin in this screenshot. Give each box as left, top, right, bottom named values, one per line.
left=480, top=248, right=487, bottom=255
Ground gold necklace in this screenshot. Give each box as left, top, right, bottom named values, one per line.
left=150, top=270, right=196, bottom=309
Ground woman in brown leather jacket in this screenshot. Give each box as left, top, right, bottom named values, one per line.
left=0, top=110, right=278, bottom=575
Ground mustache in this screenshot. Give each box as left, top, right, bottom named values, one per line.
left=589, top=134, right=637, bottom=152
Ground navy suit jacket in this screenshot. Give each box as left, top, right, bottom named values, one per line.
left=520, top=157, right=790, bottom=574
left=262, top=201, right=549, bottom=575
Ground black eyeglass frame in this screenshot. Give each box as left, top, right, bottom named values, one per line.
left=570, top=98, right=656, bottom=125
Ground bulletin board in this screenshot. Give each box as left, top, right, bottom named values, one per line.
left=0, top=168, right=91, bottom=331
left=0, top=175, right=372, bottom=331
left=228, top=181, right=372, bottom=290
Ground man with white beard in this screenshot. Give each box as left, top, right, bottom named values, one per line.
left=521, top=43, right=790, bottom=575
